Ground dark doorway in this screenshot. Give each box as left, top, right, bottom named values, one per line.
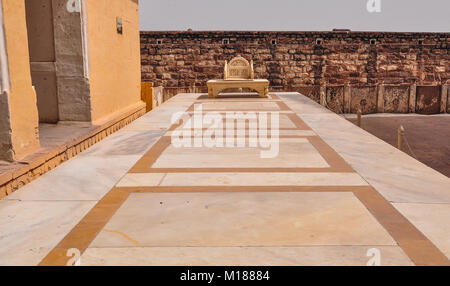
left=25, top=0, right=59, bottom=123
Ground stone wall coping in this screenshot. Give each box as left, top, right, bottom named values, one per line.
left=141, top=31, right=450, bottom=38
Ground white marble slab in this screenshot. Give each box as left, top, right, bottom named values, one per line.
left=165, top=130, right=317, bottom=137
left=116, top=173, right=166, bottom=188
left=201, top=102, right=281, bottom=111
left=90, top=192, right=395, bottom=248
left=117, top=172, right=368, bottom=187
left=81, top=130, right=164, bottom=156
left=394, top=203, right=450, bottom=259
left=81, top=246, right=413, bottom=266
left=152, top=138, right=329, bottom=169
left=274, top=92, right=330, bottom=114
left=174, top=113, right=298, bottom=130
left=6, top=155, right=141, bottom=201
left=0, top=200, right=95, bottom=266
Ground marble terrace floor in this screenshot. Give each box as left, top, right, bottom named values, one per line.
left=1, top=93, right=449, bottom=266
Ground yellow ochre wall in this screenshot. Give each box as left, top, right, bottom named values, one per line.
left=86, top=0, right=144, bottom=123
left=1, top=0, right=40, bottom=160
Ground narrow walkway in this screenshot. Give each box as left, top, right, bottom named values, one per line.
left=1, top=93, right=449, bottom=266
left=346, top=114, right=450, bottom=178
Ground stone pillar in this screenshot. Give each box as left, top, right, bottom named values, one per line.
left=0, top=0, right=40, bottom=161
left=440, top=84, right=448, bottom=113
left=447, top=85, right=450, bottom=113
left=141, top=82, right=153, bottom=112
left=409, top=84, right=417, bottom=113
left=376, top=84, right=385, bottom=113
left=52, top=0, right=91, bottom=122
left=153, top=86, right=164, bottom=108
left=343, top=85, right=351, bottom=113
left=319, top=85, right=326, bottom=107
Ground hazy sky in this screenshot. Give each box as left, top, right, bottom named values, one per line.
left=139, top=0, right=450, bottom=32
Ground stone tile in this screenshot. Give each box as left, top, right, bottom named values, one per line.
left=196, top=99, right=281, bottom=104
left=157, top=100, right=194, bottom=107
left=39, top=122, right=95, bottom=150
left=6, top=155, right=141, bottom=201
left=81, top=130, right=164, bottom=156
left=81, top=246, right=413, bottom=266
left=116, top=173, right=165, bottom=188
left=134, top=111, right=186, bottom=128
left=0, top=200, right=95, bottom=266
left=201, top=102, right=281, bottom=111
left=175, top=114, right=298, bottom=130
left=152, top=138, right=329, bottom=169
left=159, top=173, right=367, bottom=187
left=117, top=172, right=367, bottom=187
left=298, top=112, right=450, bottom=203
left=90, top=192, right=395, bottom=248
left=187, top=110, right=295, bottom=115
left=166, top=93, right=203, bottom=100
left=274, top=115, right=297, bottom=129
left=276, top=93, right=330, bottom=114
left=121, top=123, right=169, bottom=131
left=165, top=130, right=317, bottom=137
left=121, top=114, right=172, bottom=131
left=279, top=130, right=316, bottom=136
left=393, top=203, right=450, bottom=259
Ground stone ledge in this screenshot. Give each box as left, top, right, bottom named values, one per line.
left=0, top=104, right=146, bottom=200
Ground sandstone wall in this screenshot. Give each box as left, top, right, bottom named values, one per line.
left=140, top=31, right=449, bottom=114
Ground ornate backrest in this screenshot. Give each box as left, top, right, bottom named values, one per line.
left=224, top=55, right=254, bottom=80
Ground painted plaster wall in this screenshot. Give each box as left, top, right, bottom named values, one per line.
left=1, top=0, right=39, bottom=161
left=86, top=0, right=143, bottom=123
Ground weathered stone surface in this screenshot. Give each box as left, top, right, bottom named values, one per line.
left=297, top=86, right=320, bottom=103
left=416, top=86, right=441, bottom=115
left=326, top=86, right=344, bottom=114
left=350, top=86, right=377, bottom=114
left=383, top=86, right=410, bottom=113
left=57, top=77, right=91, bottom=121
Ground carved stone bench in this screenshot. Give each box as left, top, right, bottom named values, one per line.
left=207, top=56, right=269, bottom=98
